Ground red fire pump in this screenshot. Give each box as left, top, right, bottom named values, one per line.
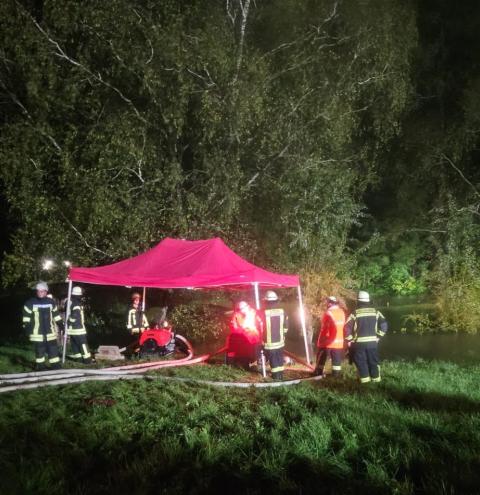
left=138, top=321, right=187, bottom=358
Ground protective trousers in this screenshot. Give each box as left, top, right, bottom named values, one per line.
left=34, top=340, right=60, bottom=369
left=352, top=343, right=380, bottom=383
left=69, top=334, right=92, bottom=363
left=315, top=348, right=344, bottom=376
left=265, top=348, right=284, bottom=380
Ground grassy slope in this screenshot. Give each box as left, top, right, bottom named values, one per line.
left=1, top=345, right=480, bottom=494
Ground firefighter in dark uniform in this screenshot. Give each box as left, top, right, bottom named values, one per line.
left=22, top=281, right=63, bottom=370
left=66, top=286, right=92, bottom=364
left=344, top=291, right=388, bottom=383
left=261, top=290, right=288, bottom=380
left=127, top=292, right=149, bottom=335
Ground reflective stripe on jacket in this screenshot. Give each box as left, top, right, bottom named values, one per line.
left=317, top=305, right=345, bottom=349
left=67, top=296, right=87, bottom=336
left=262, top=307, right=288, bottom=350
left=344, top=307, right=388, bottom=344
left=22, top=297, right=63, bottom=342
left=127, top=308, right=149, bottom=333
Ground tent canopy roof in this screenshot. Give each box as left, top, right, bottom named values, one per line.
left=69, top=237, right=299, bottom=289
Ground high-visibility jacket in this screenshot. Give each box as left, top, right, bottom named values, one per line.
left=127, top=306, right=149, bottom=334
left=344, top=307, right=388, bottom=344
left=262, top=307, right=288, bottom=350
left=230, top=308, right=263, bottom=345
left=22, top=296, right=64, bottom=342
left=317, top=305, right=345, bottom=349
left=67, top=296, right=87, bottom=336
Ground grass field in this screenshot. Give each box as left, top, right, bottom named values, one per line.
left=1, top=343, right=480, bottom=494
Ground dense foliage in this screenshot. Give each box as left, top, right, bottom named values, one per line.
left=1, top=1, right=480, bottom=330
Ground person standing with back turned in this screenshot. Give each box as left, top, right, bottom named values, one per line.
left=344, top=291, right=388, bottom=383
left=314, top=296, right=346, bottom=377
left=66, top=286, right=92, bottom=364
left=261, top=290, right=288, bottom=380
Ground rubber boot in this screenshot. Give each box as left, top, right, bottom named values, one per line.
left=83, top=358, right=92, bottom=365
left=35, top=363, right=47, bottom=371
left=50, top=362, right=62, bottom=370
left=272, top=371, right=283, bottom=381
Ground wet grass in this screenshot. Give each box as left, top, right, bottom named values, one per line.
left=1, top=344, right=480, bottom=494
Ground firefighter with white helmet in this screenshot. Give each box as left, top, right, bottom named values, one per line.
left=66, top=285, right=92, bottom=363
left=344, top=290, right=388, bottom=383
left=261, top=290, right=288, bottom=380
left=314, top=296, right=346, bottom=377
left=227, top=300, right=263, bottom=369
left=22, top=281, right=63, bottom=370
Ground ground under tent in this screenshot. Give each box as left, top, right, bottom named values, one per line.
left=65, top=237, right=310, bottom=365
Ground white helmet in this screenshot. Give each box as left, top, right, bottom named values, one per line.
left=35, top=281, right=49, bottom=291
left=357, top=290, right=370, bottom=302
left=264, top=290, right=278, bottom=301
left=72, top=286, right=83, bottom=296
left=327, top=296, right=338, bottom=304
left=236, top=301, right=249, bottom=311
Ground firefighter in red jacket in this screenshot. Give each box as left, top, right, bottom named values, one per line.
left=127, top=292, right=149, bottom=335
left=314, top=296, right=346, bottom=377
left=344, top=291, right=388, bottom=383
left=227, top=301, right=263, bottom=368
left=261, top=290, right=288, bottom=380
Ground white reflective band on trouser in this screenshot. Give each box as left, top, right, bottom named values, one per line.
left=371, top=377, right=381, bottom=382
left=360, top=377, right=371, bottom=383
left=271, top=366, right=284, bottom=373
left=82, top=344, right=91, bottom=359
left=49, top=357, right=60, bottom=364
left=332, top=365, right=342, bottom=371
left=67, top=329, right=87, bottom=335
left=355, top=336, right=378, bottom=343
left=35, top=357, right=46, bottom=363
left=264, top=343, right=284, bottom=350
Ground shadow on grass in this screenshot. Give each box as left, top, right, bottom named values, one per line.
left=0, top=429, right=391, bottom=495
left=378, top=385, right=480, bottom=414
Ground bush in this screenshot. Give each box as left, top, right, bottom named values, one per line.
left=433, top=269, right=480, bottom=333
left=401, top=312, right=435, bottom=334
left=169, top=302, right=228, bottom=342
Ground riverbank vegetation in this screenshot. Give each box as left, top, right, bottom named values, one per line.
left=1, top=0, right=480, bottom=334
left=1, top=358, right=480, bottom=494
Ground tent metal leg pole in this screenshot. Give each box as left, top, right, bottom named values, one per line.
left=62, top=280, right=73, bottom=364
left=297, top=285, right=311, bottom=364
left=142, top=287, right=146, bottom=312
left=253, top=282, right=260, bottom=309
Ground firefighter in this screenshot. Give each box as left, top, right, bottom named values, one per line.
left=66, top=286, right=92, bottom=364
left=314, top=296, right=346, bottom=377
left=344, top=290, right=388, bottom=383
left=22, top=281, right=63, bottom=370
left=227, top=301, right=263, bottom=369
left=261, top=290, right=288, bottom=380
left=127, top=292, right=149, bottom=335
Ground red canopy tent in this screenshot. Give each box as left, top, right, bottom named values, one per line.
left=65, top=238, right=310, bottom=363
left=69, top=237, right=299, bottom=289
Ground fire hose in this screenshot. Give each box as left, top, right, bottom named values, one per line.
left=0, top=343, right=315, bottom=393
